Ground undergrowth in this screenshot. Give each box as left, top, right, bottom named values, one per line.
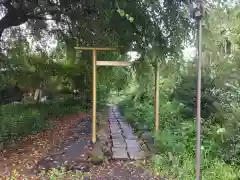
left=0, top=95, right=87, bottom=145
left=117, top=73, right=240, bottom=179
left=7, top=168, right=86, bottom=180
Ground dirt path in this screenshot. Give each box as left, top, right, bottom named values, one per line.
left=86, top=160, right=166, bottom=180
left=0, top=112, right=90, bottom=179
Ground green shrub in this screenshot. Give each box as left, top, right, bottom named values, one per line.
left=171, top=74, right=218, bottom=119
left=118, top=77, right=240, bottom=179
left=0, top=98, right=86, bottom=144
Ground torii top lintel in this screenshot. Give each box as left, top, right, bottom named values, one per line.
left=74, top=47, right=120, bottom=51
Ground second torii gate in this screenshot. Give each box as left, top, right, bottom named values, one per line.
left=74, top=47, right=160, bottom=143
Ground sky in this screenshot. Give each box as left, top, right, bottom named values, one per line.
left=127, top=47, right=196, bottom=62
left=183, top=46, right=196, bottom=60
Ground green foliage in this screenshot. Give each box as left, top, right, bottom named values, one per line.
left=118, top=41, right=240, bottom=178
left=171, top=72, right=218, bottom=119
left=120, top=80, right=240, bottom=178
left=116, top=8, right=134, bottom=22
left=10, top=167, right=85, bottom=180
left=0, top=97, right=85, bottom=144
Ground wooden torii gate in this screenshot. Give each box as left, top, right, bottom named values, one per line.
left=74, top=47, right=160, bottom=143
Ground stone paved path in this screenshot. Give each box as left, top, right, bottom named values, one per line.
left=109, top=105, right=144, bottom=160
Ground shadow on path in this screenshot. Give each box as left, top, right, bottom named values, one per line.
left=34, top=117, right=92, bottom=174
left=0, top=112, right=91, bottom=179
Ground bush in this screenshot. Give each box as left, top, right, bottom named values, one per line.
left=0, top=98, right=86, bottom=144
left=118, top=74, right=240, bottom=179
left=171, top=74, right=218, bottom=119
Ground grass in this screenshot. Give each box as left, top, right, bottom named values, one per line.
left=116, top=91, right=240, bottom=180
left=148, top=154, right=239, bottom=180
left=0, top=95, right=88, bottom=145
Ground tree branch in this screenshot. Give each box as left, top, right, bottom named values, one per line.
left=0, top=1, right=65, bottom=39
left=28, top=14, right=61, bottom=21
left=0, top=0, right=29, bottom=38
left=0, top=0, right=84, bottom=39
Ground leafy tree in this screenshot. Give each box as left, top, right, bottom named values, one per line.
left=171, top=71, right=218, bottom=119
left=0, top=0, right=190, bottom=57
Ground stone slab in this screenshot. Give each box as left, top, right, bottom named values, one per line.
left=112, top=144, right=126, bottom=148
left=109, top=126, right=120, bottom=130
left=109, top=121, right=119, bottom=124
left=121, top=128, right=133, bottom=134
left=110, top=126, right=121, bottom=130
left=122, top=130, right=137, bottom=139
left=121, top=126, right=132, bottom=129
left=116, top=117, right=124, bottom=121
left=112, top=139, right=126, bottom=148
left=109, top=125, right=119, bottom=128
left=109, top=124, right=121, bottom=128
left=109, top=125, right=120, bottom=129
left=119, top=123, right=131, bottom=128
left=123, top=134, right=138, bottom=140
left=108, top=119, right=118, bottom=122
left=110, top=127, right=121, bottom=131
left=122, top=128, right=133, bottom=133
left=118, top=121, right=128, bottom=125
left=110, top=131, right=122, bottom=135
left=110, top=130, right=121, bottom=134
left=109, top=124, right=120, bottom=128
left=128, top=148, right=145, bottom=160
left=109, top=123, right=120, bottom=126
left=110, top=123, right=121, bottom=128
left=112, top=147, right=129, bottom=160
left=112, top=138, right=125, bottom=144
left=109, top=127, right=120, bottom=131
left=110, top=129, right=121, bottom=133
left=109, top=122, right=119, bottom=125
left=111, top=134, right=124, bottom=140
left=125, top=139, right=140, bottom=148
left=109, top=120, right=118, bottom=123
left=114, top=114, right=121, bottom=117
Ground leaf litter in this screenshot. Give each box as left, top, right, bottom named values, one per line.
left=0, top=112, right=89, bottom=179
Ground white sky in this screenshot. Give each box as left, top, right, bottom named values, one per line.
left=128, top=47, right=196, bottom=62
left=183, top=46, right=196, bottom=60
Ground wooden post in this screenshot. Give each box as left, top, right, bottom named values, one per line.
left=155, top=59, right=160, bottom=134
left=92, top=49, right=97, bottom=143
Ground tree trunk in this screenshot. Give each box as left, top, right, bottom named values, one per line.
left=0, top=2, right=29, bottom=39
left=34, top=88, right=43, bottom=103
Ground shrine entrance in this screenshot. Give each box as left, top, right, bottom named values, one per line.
left=74, top=47, right=160, bottom=143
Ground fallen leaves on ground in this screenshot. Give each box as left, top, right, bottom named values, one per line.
left=0, top=112, right=89, bottom=179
